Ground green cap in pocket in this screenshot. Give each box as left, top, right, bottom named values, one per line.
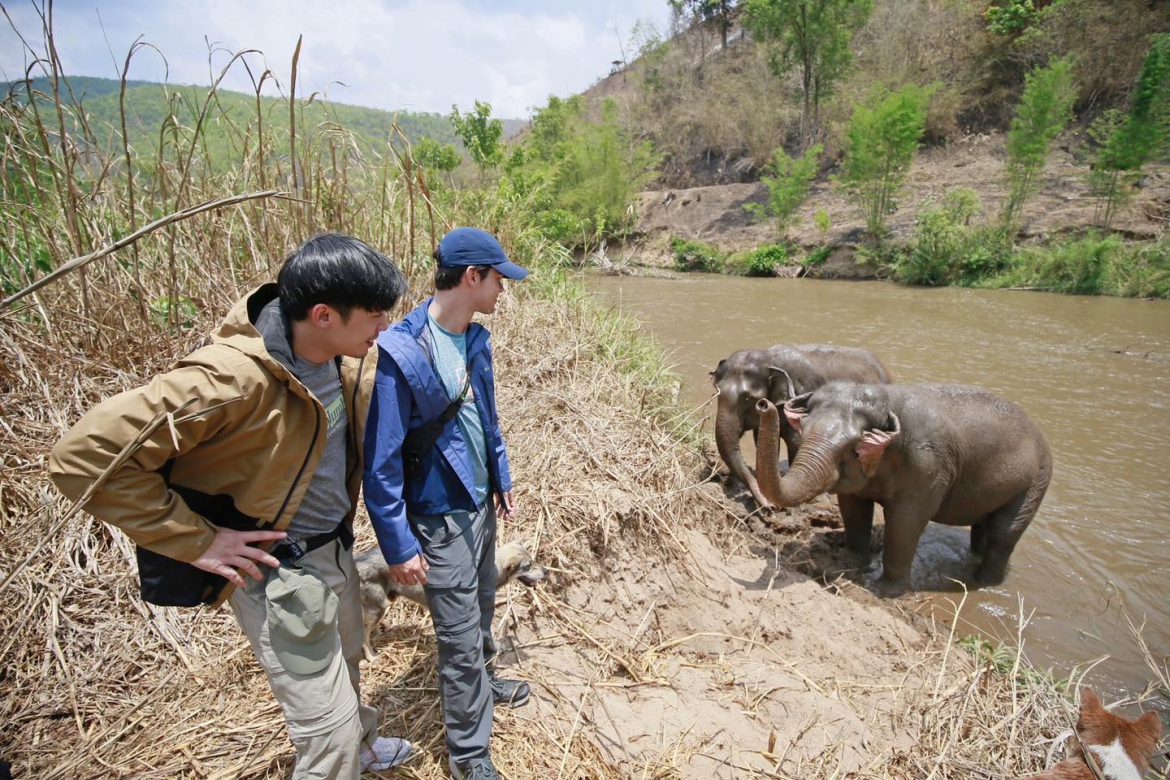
left=265, top=565, right=339, bottom=675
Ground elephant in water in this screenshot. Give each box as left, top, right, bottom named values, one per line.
left=755, top=381, right=1052, bottom=590
left=712, top=345, right=892, bottom=509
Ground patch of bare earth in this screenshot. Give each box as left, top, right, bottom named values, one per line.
left=621, top=132, right=1169, bottom=274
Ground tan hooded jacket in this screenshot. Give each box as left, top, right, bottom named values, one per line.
left=49, top=284, right=378, bottom=598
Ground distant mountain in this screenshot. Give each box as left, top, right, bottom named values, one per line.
left=2, top=75, right=526, bottom=162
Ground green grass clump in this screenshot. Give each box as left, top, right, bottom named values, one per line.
left=728, top=244, right=789, bottom=277
left=671, top=237, right=727, bottom=273
left=984, top=234, right=1170, bottom=297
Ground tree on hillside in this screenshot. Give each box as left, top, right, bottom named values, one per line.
left=743, top=0, right=874, bottom=147
left=746, top=143, right=822, bottom=240
left=839, top=84, right=934, bottom=238
left=1089, top=33, right=1170, bottom=229
left=414, top=137, right=462, bottom=187
left=1001, top=56, right=1076, bottom=229
left=449, top=100, right=503, bottom=175
left=508, top=96, right=659, bottom=245
left=670, top=0, right=738, bottom=51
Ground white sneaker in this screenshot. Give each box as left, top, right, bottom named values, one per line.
left=359, top=736, right=413, bottom=772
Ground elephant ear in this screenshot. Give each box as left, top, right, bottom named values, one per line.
left=710, top=359, right=727, bottom=387
left=855, top=412, right=901, bottom=478
left=783, top=391, right=813, bottom=433
left=767, top=365, right=796, bottom=401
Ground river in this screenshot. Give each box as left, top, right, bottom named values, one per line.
left=586, top=271, right=1170, bottom=697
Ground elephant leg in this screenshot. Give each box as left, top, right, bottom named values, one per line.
left=837, top=495, right=874, bottom=558
left=975, top=479, right=1047, bottom=585
left=970, top=522, right=989, bottom=557
left=878, top=504, right=933, bottom=588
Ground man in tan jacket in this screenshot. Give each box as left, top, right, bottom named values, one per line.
left=50, top=234, right=412, bottom=778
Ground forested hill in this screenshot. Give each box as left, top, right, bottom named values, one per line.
left=3, top=75, right=526, bottom=162
left=587, top=0, right=1170, bottom=189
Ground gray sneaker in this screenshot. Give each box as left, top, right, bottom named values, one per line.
left=449, top=755, right=500, bottom=780
left=489, top=675, right=530, bottom=708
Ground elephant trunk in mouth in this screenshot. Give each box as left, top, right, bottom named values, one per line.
left=755, top=399, right=837, bottom=507
left=715, top=402, right=772, bottom=508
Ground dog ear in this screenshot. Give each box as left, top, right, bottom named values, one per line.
left=1136, top=710, right=1163, bottom=741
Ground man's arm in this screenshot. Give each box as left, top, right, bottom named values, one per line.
left=363, top=350, right=426, bottom=581
left=49, top=357, right=266, bottom=563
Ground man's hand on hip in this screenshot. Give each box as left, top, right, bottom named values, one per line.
left=390, top=554, right=429, bottom=586
left=192, top=528, right=287, bottom=586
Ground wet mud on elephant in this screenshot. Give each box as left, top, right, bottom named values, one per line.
left=712, top=345, right=892, bottom=509
left=755, top=382, right=1052, bottom=591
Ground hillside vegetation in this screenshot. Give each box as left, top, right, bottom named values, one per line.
left=559, top=0, right=1170, bottom=298
left=600, top=0, right=1170, bottom=187
left=3, top=75, right=524, bottom=169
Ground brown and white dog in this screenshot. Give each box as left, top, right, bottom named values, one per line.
left=1024, top=689, right=1163, bottom=780
left=355, top=540, right=547, bottom=654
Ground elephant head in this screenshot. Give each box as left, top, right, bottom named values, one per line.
left=711, top=349, right=798, bottom=508
left=755, top=382, right=901, bottom=508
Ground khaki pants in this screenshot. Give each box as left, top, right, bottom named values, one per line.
left=230, top=538, right=379, bottom=779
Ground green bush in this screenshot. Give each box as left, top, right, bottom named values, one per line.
left=895, top=189, right=988, bottom=285
left=839, top=84, right=935, bottom=238
left=745, top=144, right=822, bottom=238
left=734, top=244, right=789, bottom=276
left=805, top=246, right=832, bottom=267
left=1002, top=56, right=1077, bottom=228
left=960, top=227, right=1015, bottom=281
left=999, top=234, right=1119, bottom=294
left=671, top=237, right=727, bottom=273
left=1111, top=239, right=1170, bottom=298
left=854, top=242, right=904, bottom=273
left=512, top=96, right=660, bottom=246
left=984, top=0, right=1037, bottom=36
left=814, top=209, right=832, bottom=234
left=1089, top=34, right=1170, bottom=229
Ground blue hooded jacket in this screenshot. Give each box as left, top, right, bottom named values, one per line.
left=363, top=299, right=513, bottom=565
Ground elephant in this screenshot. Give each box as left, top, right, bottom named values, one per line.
left=754, top=381, right=1052, bottom=590
left=712, top=345, right=892, bottom=509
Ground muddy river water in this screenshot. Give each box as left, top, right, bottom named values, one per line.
left=586, top=272, right=1170, bottom=696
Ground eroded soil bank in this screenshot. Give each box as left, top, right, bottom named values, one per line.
left=621, top=131, right=1169, bottom=276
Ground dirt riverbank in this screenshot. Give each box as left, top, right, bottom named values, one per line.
left=621, top=131, right=1169, bottom=277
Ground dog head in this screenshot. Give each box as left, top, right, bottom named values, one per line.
left=497, top=541, right=547, bottom=588
left=1072, top=689, right=1162, bottom=777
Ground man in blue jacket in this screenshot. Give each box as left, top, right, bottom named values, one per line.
left=364, top=227, right=528, bottom=780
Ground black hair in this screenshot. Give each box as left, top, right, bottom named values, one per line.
left=278, top=233, right=407, bottom=321
left=432, top=246, right=492, bottom=291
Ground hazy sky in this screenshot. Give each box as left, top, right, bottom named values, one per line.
left=0, top=0, right=675, bottom=118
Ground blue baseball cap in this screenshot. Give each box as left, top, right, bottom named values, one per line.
left=437, top=227, right=529, bottom=281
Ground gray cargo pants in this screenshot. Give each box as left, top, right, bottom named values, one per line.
left=410, top=502, right=498, bottom=765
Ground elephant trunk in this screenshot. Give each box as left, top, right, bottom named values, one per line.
left=715, top=402, right=772, bottom=508
left=755, top=399, right=838, bottom=508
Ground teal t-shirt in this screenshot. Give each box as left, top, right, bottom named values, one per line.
left=427, top=314, right=489, bottom=507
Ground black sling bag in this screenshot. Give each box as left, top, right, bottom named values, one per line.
left=401, top=371, right=472, bottom=478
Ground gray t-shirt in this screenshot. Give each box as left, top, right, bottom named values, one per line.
left=256, top=301, right=351, bottom=538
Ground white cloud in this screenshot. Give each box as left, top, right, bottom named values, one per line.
left=1, top=0, right=673, bottom=118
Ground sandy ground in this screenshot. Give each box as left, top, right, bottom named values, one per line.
left=363, top=496, right=957, bottom=778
